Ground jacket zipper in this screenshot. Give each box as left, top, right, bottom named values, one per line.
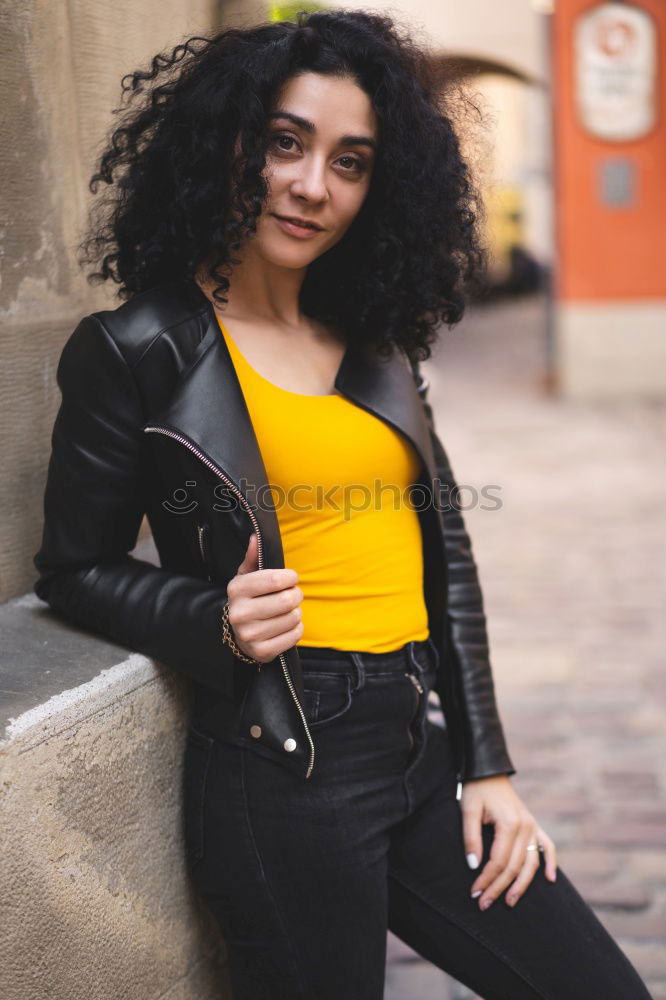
left=449, top=672, right=465, bottom=801
left=143, top=423, right=316, bottom=779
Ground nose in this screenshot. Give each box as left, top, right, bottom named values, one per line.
left=290, top=154, right=329, bottom=204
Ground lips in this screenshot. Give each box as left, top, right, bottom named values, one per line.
left=273, top=214, right=323, bottom=231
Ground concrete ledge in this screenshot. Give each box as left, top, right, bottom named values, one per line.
left=0, top=593, right=230, bottom=1000
left=2, top=594, right=158, bottom=748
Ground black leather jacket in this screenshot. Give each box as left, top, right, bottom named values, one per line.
left=33, top=278, right=516, bottom=791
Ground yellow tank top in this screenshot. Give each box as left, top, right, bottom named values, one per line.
left=218, top=317, right=429, bottom=652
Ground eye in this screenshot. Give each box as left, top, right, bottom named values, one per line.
left=269, top=133, right=367, bottom=175
left=270, top=133, right=299, bottom=152
left=337, top=155, right=365, bottom=174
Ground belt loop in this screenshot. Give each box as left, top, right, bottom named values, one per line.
left=405, top=640, right=424, bottom=677
left=349, top=652, right=365, bottom=691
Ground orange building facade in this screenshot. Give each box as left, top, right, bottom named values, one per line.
left=552, top=0, right=666, bottom=396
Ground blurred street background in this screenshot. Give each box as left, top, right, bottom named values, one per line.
left=385, top=290, right=666, bottom=998
left=2, top=0, right=665, bottom=997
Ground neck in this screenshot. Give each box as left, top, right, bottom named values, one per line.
left=196, top=247, right=307, bottom=328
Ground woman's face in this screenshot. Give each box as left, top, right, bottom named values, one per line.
left=239, top=71, right=378, bottom=268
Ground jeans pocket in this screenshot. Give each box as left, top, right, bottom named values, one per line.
left=301, top=672, right=354, bottom=728
left=182, top=726, right=215, bottom=869
left=303, top=688, right=320, bottom=725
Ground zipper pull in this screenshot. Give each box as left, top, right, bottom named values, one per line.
left=196, top=523, right=206, bottom=556
left=196, top=523, right=213, bottom=582
left=405, top=671, right=424, bottom=695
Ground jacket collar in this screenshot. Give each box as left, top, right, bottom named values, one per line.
left=144, top=281, right=436, bottom=569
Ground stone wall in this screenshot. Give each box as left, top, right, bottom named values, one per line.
left=1, top=0, right=265, bottom=604
left=0, top=592, right=231, bottom=999
left=1, top=3, right=269, bottom=996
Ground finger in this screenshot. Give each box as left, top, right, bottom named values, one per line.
left=235, top=605, right=303, bottom=644
left=228, top=567, right=299, bottom=600
left=470, top=820, right=516, bottom=898
left=236, top=532, right=259, bottom=574
left=461, top=801, right=484, bottom=877
left=250, top=619, right=305, bottom=662
left=479, top=823, right=536, bottom=910
left=505, top=847, right=541, bottom=907
left=500, top=826, right=541, bottom=907
left=537, top=827, right=558, bottom=882
left=232, top=585, right=303, bottom=623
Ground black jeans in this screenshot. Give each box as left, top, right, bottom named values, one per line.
left=183, top=638, right=652, bottom=1000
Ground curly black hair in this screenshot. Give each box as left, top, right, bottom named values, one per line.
left=79, top=9, right=488, bottom=364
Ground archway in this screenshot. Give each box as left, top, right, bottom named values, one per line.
left=432, top=48, right=555, bottom=389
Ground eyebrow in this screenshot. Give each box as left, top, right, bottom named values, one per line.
left=267, top=110, right=378, bottom=152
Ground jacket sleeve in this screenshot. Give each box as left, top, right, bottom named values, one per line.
left=415, top=365, right=516, bottom=781
left=32, top=313, right=239, bottom=698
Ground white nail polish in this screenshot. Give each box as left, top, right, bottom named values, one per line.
left=466, top=852, right=479, bottom=869
left=471, top=889, right=482, bottom=898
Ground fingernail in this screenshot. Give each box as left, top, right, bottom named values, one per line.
left=466, top=853, right=479, bottom=869
left=506, top=894, right=516, bottom=905
left=470, top=888, right=482, bottom=898
left=480, top=898, right=493, bottom=910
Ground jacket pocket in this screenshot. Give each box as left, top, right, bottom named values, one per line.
left=182, top=726, right=215, bottom=869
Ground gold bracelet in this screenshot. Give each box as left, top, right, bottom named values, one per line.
left=221, top=600, right=261, bottom=666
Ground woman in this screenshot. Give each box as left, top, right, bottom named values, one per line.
left=33, top=11, right=652, bottom=999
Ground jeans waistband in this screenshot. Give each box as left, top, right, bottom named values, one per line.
left=296, top=637, right=438, bottom=679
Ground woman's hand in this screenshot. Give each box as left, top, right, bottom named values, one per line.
left=226, top=532, right=304, bottom=663
left=460, top=775, right=557, bottom=909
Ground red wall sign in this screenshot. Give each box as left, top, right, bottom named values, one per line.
left=574, top=2, right=658, bottom=141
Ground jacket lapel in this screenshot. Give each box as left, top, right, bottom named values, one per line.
left=334, top=337, right=437, bottom=484
left=144, top=283, right=438, bottom=573
left=143, top=296, right=285, bottom=568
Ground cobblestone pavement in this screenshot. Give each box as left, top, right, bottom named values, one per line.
left=385, top=293, right=666, bottom=999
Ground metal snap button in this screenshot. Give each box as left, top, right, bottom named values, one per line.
left=283, top=737, right=297, bottom=752
left=250, top=725, right=262, bottom=739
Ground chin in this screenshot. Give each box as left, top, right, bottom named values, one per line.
left=259, top=237, right=326, bottom=268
